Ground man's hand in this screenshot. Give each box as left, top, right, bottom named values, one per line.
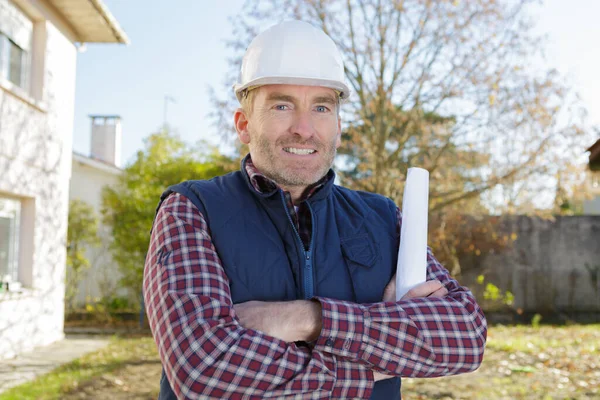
left=383, top=275, right=448, bottom=302
left=234, top=300, right=322, bottom=342
left=373, top=371, right=394, bottom=382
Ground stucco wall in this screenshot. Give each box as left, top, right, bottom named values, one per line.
left=0, top=7, right=77, bottom=358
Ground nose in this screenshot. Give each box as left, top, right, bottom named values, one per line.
left=291, top=110, right=316, bottom=140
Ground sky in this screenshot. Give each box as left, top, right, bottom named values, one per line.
left=72, top=0, right=600, bottom=166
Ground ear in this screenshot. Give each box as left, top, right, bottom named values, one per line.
left=234, top=108, right=251, bottom=144
left=335, top=116, right=342, bottom=149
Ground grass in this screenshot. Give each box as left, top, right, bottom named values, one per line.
left=0, top=336, right=160, bottom=400
left=486, top=324, right=599, bottom=354
left=1, top=325, right=599, bottom=399
left=403, top=324, right=600, bottom=399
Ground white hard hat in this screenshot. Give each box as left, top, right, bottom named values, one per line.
left=234, top=20, right=351, bottom=102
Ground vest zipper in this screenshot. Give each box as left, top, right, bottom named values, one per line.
left=304, top=202, right=315, bottom=299
left=280, top=191, right=315, bottom=299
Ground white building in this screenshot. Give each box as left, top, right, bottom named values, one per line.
left=0, top=0, right=127, bottom=359
left=583, top=138, right=600, bottom=215
left=69, top=115, right=125, bottom=306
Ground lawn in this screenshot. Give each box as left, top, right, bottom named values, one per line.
left=1, top=325, right=598, bottom=400
left=403, top=324, right=600, bottom=399
left=0, top=335, right=161, bottom=400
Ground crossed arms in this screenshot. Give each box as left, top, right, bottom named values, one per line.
left=143, top=193, right=487, bottom=399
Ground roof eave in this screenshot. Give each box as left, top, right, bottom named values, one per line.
left=44, top=0, right=129, bottom=45
left=84, top=0, right=129, bottom=44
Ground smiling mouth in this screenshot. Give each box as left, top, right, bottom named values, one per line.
left=283, top=147, right=316, bottom=155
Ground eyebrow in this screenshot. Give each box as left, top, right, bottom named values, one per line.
left=313, top=96, right=337, bottom=106
left=265, top=93, right=337, bottom=105
left=265, top=93, right=296, bottom=103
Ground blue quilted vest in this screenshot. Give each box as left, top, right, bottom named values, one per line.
left=156, top=158, right=401, bottom=399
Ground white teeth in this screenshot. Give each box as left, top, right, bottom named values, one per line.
left=284, top=148, right=316, bottom=155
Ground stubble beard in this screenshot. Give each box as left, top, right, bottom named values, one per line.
left=251, top=131, right=337, bottom=188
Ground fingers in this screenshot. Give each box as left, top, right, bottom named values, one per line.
left=402, top=280, right=444, bottom=300
left=385, top=277, right=448, bottom=302
left=384, top=274, right=396, bottom=293
left=428, top=286, right=448, bottom=298
left=381, top=274, right=397, bottom=302
left=409, top=280, right=442, bottom=297
left=373, top=371, right=394, bottom=382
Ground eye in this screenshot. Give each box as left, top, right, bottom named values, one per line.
left=315, top=106, right=329, bottom=113
left=274, top=104, right=289, bottom=111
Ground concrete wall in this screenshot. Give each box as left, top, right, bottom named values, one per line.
left=69, top=155, right=126, bottom=306
left=0, top=0, right=77, bottom=359
left=463, top=216, right=600, bottom=315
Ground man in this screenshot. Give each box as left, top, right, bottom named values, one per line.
left=144, top=20, right=487, bottom=399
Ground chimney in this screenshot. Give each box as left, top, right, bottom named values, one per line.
left=89, top=115, right=122, bottom=167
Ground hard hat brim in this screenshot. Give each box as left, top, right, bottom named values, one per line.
left=234, top=76, right=351, bottom=103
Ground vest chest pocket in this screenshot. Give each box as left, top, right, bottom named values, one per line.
left=341, top=234, right=388, bottom=303
left=341, top=234, right=378, bottom=268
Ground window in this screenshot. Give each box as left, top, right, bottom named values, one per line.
left=0, top=0, right=32, bottom=92
left=8, top=35, right=25, bottom=86
left=0, top=197, right=20, bottom=284
left=0, top=33, right=26, bottom=88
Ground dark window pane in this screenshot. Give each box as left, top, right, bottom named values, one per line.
left=0, top=34, right=5, bottom=67
left=8, top=40, right=24, bottom=87
left=0, top=216, right=13, bottom=278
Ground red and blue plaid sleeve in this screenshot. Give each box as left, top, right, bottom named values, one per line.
left=313, top=208, right=487, bottom=377
left=143, top=193, right=375, bottom=399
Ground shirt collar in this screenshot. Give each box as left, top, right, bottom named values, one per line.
left=244, top=155, right=331, bottom=201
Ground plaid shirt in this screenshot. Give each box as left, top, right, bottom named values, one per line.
left=143, top=160, right=487, bottom=399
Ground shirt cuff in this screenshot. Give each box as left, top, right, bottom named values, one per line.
left=313, top=297, right=367, bottom=360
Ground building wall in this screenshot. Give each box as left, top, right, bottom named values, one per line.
left=583, top=196, right=600, bottom=215
left=0, top=0, right=77, bottom=359
left=463, top=216, right=600, bottom=315
left=583, top=170, right=600, bottom=215
left=69, top=158, right=126, bottom=306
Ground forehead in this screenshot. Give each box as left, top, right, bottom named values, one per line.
left=255, top=84, right=338, bottom=102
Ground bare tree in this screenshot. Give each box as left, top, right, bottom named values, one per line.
left=213, top=0, right=590, bottom=210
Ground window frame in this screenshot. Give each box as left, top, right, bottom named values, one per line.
left=0, top=0, right=43, bottom=110
left=0, top=31, right=28, bottom=90
left=0, top=196, right=21, bottom=285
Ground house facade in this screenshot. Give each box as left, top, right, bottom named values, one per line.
left=583, top=138, right=600, bottom=215
left=69, top=115, right=125, bottom=307
left=0, top=0, right=127, bottom=359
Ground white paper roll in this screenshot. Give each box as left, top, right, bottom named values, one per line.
left=396, top=167, right=429, bottom=301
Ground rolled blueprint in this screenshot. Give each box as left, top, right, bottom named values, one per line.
left=396, top=167, right=429, bottom=301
